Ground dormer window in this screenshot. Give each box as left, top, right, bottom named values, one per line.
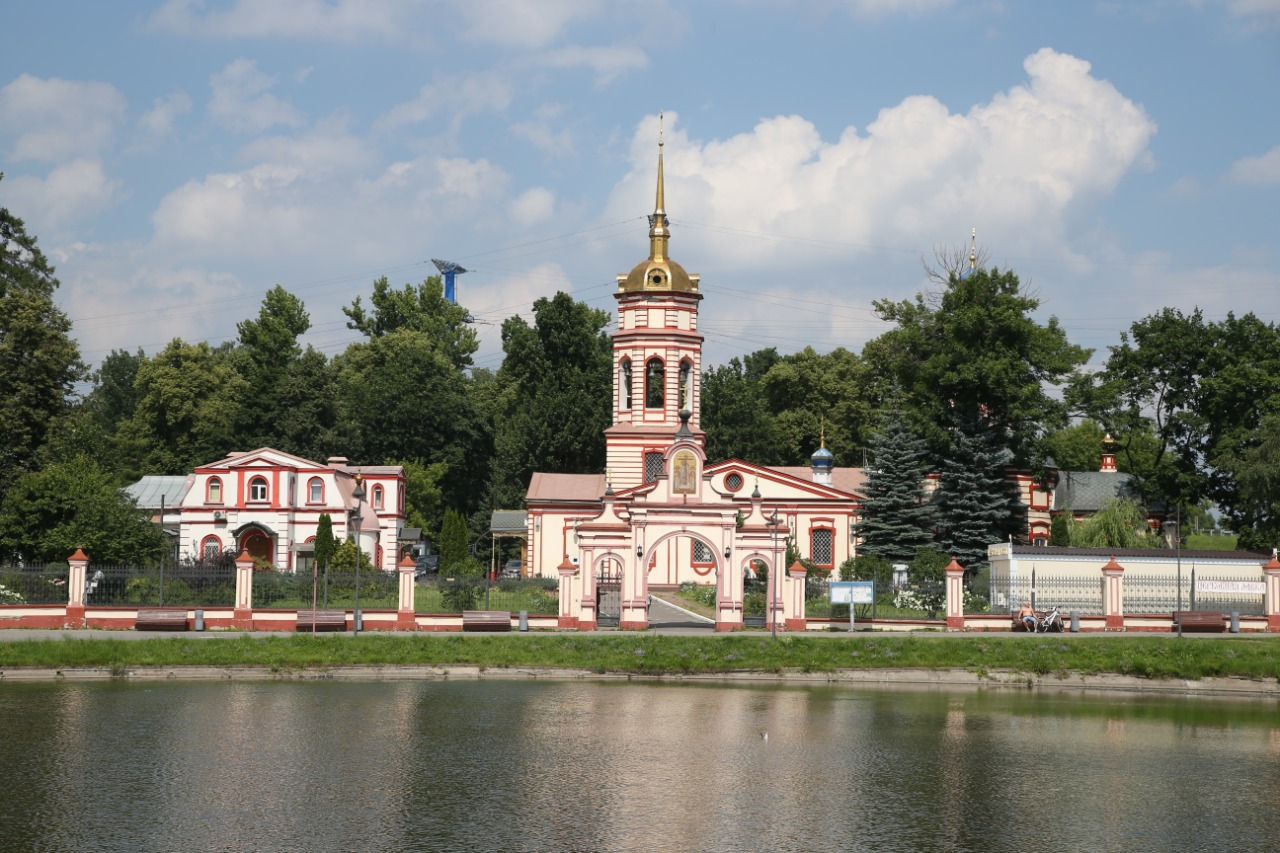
left=249, top=476, right=268, bottom=503
left=206, top=477, right=223, bottom=504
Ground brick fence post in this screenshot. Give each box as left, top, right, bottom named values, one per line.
left=558, top=556, right=580, bottom=630
left=1102, top=556, right=1125, bottom=631
left=66, top=548, right=89, bottom=629
left=396, top=554, right=417, bottom=630
left=233, top=549, right=255, bottom=629
left=784, top=560, right=808, bottom=632
left=1263, top=554, right=1280, bottom=633
left=944, top=558, right=966, bottom=630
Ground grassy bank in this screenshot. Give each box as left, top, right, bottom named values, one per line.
left=1, top=633, right=1278, bottom=682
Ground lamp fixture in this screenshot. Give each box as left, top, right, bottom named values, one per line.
left=724, top=547, right=732, bottom=559
left=636, top=546, right=643, bottom=558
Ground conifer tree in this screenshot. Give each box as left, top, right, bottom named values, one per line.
left=932, top=412, right=1026, bottom=573
left=857, top=409, right=935, bottom=566
left=437, top=508, right=470, bottom=575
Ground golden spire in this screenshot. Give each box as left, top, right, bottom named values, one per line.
left=616, top=112, right=698, bottom=293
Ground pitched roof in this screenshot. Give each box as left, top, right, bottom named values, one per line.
left=1053, top=470, right=1155, bottom=512
left=123, top=476, right=192, bottom=508
left=527, top=472, right=607, bottom=503
left=490, top=510, right=528, bottom=534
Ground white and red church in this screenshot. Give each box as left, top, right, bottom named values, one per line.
left=525, top=136, right=865, bottom=631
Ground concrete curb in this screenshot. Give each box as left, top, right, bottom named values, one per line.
left=2, top=664, right=1276, bottom=697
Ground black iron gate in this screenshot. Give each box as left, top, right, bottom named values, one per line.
left=596, top=562, right=622, bottom=627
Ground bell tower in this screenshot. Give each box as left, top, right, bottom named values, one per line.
left=605, top=118, right=705, bottom=490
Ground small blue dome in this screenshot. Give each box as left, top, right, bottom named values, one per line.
left=811, top=445, right=834, bottom=468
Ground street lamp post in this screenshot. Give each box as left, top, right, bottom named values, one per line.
left=1164, top=507, right=1183, bottom=637
left=352, top=475, right=365, bottom=635
left=766, top=509, right=781, bottom=640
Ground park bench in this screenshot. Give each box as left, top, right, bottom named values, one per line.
left=462, top=610, right=512, bottom=632
left=1173, top=610, right=1226, bottom=632
left=296, top=610, right=347, bottom=632
left=135, top=608, right=189, bottom=631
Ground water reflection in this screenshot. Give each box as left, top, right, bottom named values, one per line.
left=0, top=680, right=1276, bottom=852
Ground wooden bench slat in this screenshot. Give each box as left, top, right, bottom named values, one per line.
left=1173, top=610, right=1225, bottom=632
left=462, top=610, right=512, bottom=632
left=296, top=610, right=347, bottom=632
left=135, top=608, right=189, bottom=630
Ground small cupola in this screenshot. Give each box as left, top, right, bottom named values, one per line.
left=811, top=426, right=834, bottom=485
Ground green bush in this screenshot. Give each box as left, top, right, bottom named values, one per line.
left=678, top=581, right=716, bottom=608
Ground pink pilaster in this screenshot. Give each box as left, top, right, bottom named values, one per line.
left=1101, top=556, right=1125, bottom=631
left=65, top=548, right=89, bottom=629
left=1263, top=555, right=1280, bottom=633
left=233, top=548, right=255, bottom=629
left=396, top=555, right=417, bottom=630
left=783, top=560, right=808, bottom=631
left=558, top=556, right=582, bottom=630
left=944, top=558, right=966, bottom=630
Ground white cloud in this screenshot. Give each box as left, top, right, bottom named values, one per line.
left=605, top=49, right=1156, bottom=271
left=452, top=0, right=602, bottom=48
left=1228, top=145, right=1280, bottom=184
left=535, top=45, right=648, bottom=85
left=209, top=59, right=304, bottom=134
left=147, top=0, right=417, bottom=42
left=509, top=187, right=556, bottom=228
left=139, top=91, right=194, bottom=137
left=0, top=74, right=126, bottom=162
left=3, top=160, right=123, bottom=231
left=833, top=0, right=955, bottom=18
left=375, top=72, right=512, bottom=131
left=238, top=116, right=377, bottom=176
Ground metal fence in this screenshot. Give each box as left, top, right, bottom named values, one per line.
left=988, top=569, right=1105, bottom=617
left=0, top=563, right=69, bottom=605
left=272, top=569, right=400, bottom=610
left=415, top=577, right=559, bottom=614
left=1126, top=571, right=1265, bottom=616
left=85, top=563, right=237, bottom=607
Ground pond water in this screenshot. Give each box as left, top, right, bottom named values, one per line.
left=1, top=679, right=1276, bottom=852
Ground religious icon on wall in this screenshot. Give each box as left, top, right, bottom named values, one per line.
left=673, top=449, right=697, bottom=494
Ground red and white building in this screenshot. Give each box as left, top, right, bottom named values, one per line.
left=525, top=137, right=864, bottom=630
left=139, top=448, right=407, bottom=572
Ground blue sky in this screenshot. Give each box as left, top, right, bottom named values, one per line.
left=2, top=0, right=1278, bottom=377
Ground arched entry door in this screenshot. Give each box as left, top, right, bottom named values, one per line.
left=240, top=529, right=273, bottom=567
left=595, top=557, right=622, bottom=627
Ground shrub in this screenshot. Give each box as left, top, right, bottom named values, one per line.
left=0, top=583, right=25, bottom=605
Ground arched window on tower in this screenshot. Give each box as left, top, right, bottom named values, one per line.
left=679, top=360, right=693, bottom=412
left=645, top=357, right=664, bottom=409
left=620, top=358, right=632, bottom=410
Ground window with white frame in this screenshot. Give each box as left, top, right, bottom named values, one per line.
left=249, top=476, right=268, bottom=502
left=308, top=477, right=323, bottom=503
left=202, top=535, right=221, bottom=559
left=373, top=484, right=384, bottom=510
left=206, top=478, right=222, bottom=504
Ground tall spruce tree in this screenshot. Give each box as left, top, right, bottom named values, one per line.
left=857, top=409, right=935, bottom=566
left=932, top=413, right=1026, bottom=573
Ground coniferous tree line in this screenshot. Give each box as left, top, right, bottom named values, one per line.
left=3, top=181, right=1278, bottom=565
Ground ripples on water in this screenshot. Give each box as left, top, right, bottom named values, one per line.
left=1, top=680, right=1277, bottom=852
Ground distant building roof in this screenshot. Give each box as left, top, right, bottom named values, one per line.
left=1053, top=470, right=1155, bottom=513
left=123, top=476, right=191, bottom=508
left=527, top=473, right=607, bottom=503
left=490, top=510, right=528, bottom=535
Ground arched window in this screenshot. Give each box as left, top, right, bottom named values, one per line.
left=620, top=358, right=632, bottom=410
left=206, top=477, right=222, bottom=504
left=201, top=535, right=222, bottom=559
left=249, top=476, right=268, bottom=502
left=373, top=484, right=384, bottom=510
left=645, top=357, right=664, bottom=409
left=679, top=359, right=693, bottom=411
left=308, top=477, right=324, bottom=504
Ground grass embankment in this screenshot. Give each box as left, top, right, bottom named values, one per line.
left=1, top=634, right=1278, bottom=682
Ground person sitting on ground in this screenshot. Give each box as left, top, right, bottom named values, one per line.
left=1017, top=601, right=1038, bottom=632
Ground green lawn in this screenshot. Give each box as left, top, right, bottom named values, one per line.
left=2, top=633, right=1277, bottom=682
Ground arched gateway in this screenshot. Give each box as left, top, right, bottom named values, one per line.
left=524, top=119, right=864, bottom=631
